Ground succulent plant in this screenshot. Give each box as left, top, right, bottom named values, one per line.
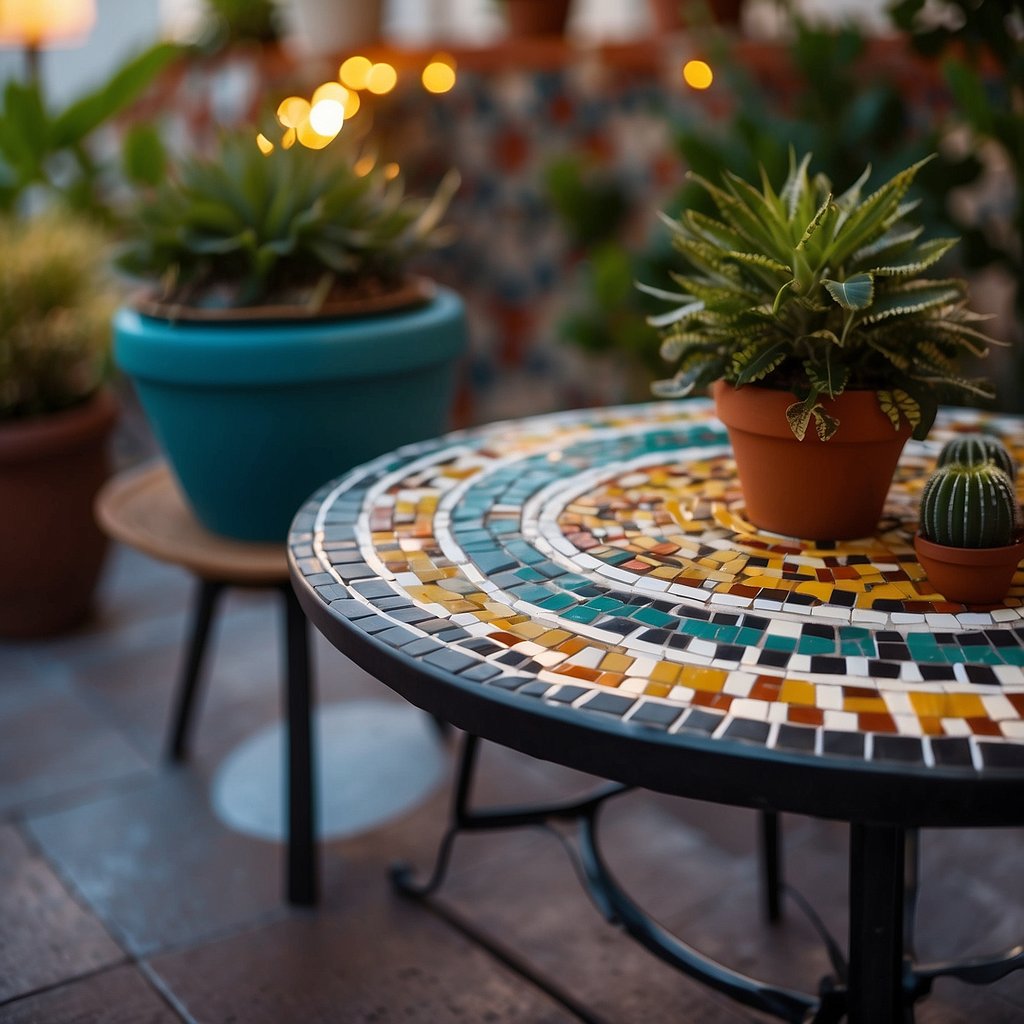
left=117, top=133, right=459, bottom=309
left=0, top=213, right=116, bottom=420
left=918, top=461, right=1020, bottom=548
left=937, top=433, right=1016, bottom=479
left=646, top=151, right=998, bottom=441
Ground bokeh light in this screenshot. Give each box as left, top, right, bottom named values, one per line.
left=255, top=132, right=274, bottom=155
left=422, top=58, right=456, bottom=94
left=382, top=162, right=400, bottom=181
left=682, top=59, right=713, bottom=90
left=365, top=62, right=397, bottom=95
left=312, top=81, right=348, bottom=106
left=277, top=96, right=311, bottom=128
left=343, top=89, right=360, bottom=118
left=296, top=120, right=333, bottom=150
left=339, top=55, right=372, bottom=90
left=281, top=127, right=297, bottom=149
left=353, top=154, right=376, bottom=177
left=309, top=99, right=344, bottom=137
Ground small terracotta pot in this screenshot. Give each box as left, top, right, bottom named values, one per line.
left=0, top=389, right=117, bottom=637
left=914, top=533, right=1024, bottom=606
left=712, top=380, right=911, bottom=541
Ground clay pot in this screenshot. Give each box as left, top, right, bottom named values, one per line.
left=712, top=380, right=911, bottom=541
left=504, top=0, right=572, bottom=37
left=0, top=390, right=118, bottom=637
left=914, top=534, right=1024, bottom=606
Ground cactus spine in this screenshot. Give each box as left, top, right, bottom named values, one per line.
left=937, top=434, right=1016, bottom=480
left=919, top=462, right=1019, bottom=549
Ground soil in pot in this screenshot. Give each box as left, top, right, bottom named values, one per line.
left=713, top=380, right=912, bottom=541
left=0, top=390, right=117, bottom=637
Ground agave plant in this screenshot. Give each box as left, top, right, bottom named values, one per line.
left=645, top=151, right=998, bottom=441
left=118, top=133, right=459, bottom=309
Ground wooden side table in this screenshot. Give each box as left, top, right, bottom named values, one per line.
left=95, top=460, right=316, bottom=906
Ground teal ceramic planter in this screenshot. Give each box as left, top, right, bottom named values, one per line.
left=114, top=287, right=466, bottom=542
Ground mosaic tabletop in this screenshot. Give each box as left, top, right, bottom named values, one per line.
left=289, top=401, right=1024, bottom=791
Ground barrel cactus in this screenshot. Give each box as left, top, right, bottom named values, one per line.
left=937, top=434, right=1016, bottom=480
left=919, top=462, right=1020, bottom=549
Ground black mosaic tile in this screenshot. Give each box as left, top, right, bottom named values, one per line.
left=423, top=649, right=480, bottom=675
left=314, top=583, right=349, bottom=602
left=965, top=665, right=1000, bottom=686
left=629, top=702, right=683, bottom=729
left=774, top=724, right=817, bottom=752
left=871, top=735, right=925, bottom=765
left=919, top=664, right=957, bottom=681
left=867, top=660, right=902, bottom=679
left=823, top=732, right=865, bottom=759
left=377, top=626, right=420, bottom=648
left=810, top=656, right=846, bottom=675
left=401, top=638, right=444, bottom=658
left=758, top=650, right=791, bottom=669
left=582, top=693, right=635, bottom=716
left=723, top=719, right=770, bottom=744
left=548, top=686, right=590, bottom=704
left=977, top=743, right=1024, bottom=770
left=929, top=738, right=974, bottom=768
left=677, top=709, right=724, bottom=735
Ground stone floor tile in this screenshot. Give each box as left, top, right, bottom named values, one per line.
left=0, top=965, right=178, bottom=1024
left=0, top=825, right=124, bottom=1004
left=26, top=770, right=288, bottom=957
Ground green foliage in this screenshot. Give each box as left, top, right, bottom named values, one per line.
left=0, top=214, right=117, bottom=420
left=0, top=42, right=181, bottom=220
left=198, top=0, right=280, bottom=50
left=648, top=152, right=997, bottom=440
left=937, top=433, right=1016, bottom=479
left=117, top=134, right=460, bottom=308
left=890, top=0, right=1024, bottom=324
left=919, top=460, right=1019, bottom=548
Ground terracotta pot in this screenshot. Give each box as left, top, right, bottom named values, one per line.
left=914, top=533, right=1024, bottom=606
left=505, top=0, right=571, bottom=37
left=712, top=380, right=911, bottom=541
left=0, top=390, right=118, bottom=637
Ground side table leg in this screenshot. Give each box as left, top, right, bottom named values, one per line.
left=848, top=823, right=906, bottom=1024
left=167, top=578, right=224, bottom=762
left=282, top=584, right=317, bottom=906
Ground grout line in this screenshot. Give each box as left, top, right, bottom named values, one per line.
left=409, top=893, right=613, bottom=1024
left=0, top=959, right=132, bottom=1011
left=136, top=961, right=201, bottom=1024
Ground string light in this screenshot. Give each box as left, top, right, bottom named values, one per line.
left=255, top=132, right=274, bottom=155
left=338, top=54, right=372, bottom=90
left=365, top=62, right=397, bottom=95
left=422, top=56, right=456, bottom=94
left=682, top=59, right=713, bottom=90
left=277, top=96, right=310, bottom=128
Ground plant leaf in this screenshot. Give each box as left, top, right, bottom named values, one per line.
left=823, top=273, right=874, bottom=310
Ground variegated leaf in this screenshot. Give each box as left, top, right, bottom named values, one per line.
left=646, top=300, right=705, bottom=328
left=813, top=406, right=840, bottom=441
left=797, top=193, right=834, bottom=249
left=877, top=388, right=920, bottom=431
left=868, top=237, right=958, bottom=277
left=822, top=273, right=874, bottom=310
left=862, top=280, right=964, bottom=324
left=732, top=339, right=788, bottom=384
left=786, top=400, right=813, bottom=441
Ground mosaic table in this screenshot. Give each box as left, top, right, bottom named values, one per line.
left=289, top=400, right=1024, bottom=1024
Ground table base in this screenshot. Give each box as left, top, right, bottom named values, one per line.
left=392, top=733, right=1024, bottom=1024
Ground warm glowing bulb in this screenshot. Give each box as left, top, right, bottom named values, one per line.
left=382, top=162, right=400, bottom=181
left=421, top=61, right=456, bottom=94
left=365, top=62, right=397, bottom=95
left=682, top=60, right=713, bottom=90
left=0, top=0, right=96, bottom=45
left=338, top=54, right=372, bottom=90
left=277, top=96, right=310, bottom=128
left=255, top=132, right=274, bottom=155
left=309, top=98, right=344, bottom=137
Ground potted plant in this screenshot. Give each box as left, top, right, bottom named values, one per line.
left=0, top=213, right=119, bottom=637
left=914, top=443, right=1024, bottom=604
left=113, top=132, right=465, bottom=542
left=645, top=151, right=997, bottom=540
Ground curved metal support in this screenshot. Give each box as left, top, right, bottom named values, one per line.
left=914, top=946, right=1024, bottom=988
left=575, top=801, right=820, bottom=1024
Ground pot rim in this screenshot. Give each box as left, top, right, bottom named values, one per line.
left=0, top=388, right=118, bottom=464
left=712, top=379, right=912, bottom=444
left=131, top=274, right=434, bottom=326
left=913, top=532, right=1024, bottom=566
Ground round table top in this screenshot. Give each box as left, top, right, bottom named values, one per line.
left=96, top=461, right=288, bottom=584
left=289, top=401, right=1024, bottom=827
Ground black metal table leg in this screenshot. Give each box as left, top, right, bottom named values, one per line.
left=760, top=810, right=783, bottom=924
left=282, top=583, right=317, bottom=906
left=167, top=578, right=224, bottom=762
left=848, top=823, right=906, bottom=1024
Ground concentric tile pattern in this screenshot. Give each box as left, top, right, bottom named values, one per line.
left=289, top=401, right=1024, bottom=774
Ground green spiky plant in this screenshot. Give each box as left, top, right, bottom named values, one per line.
left=646, top=151, right=998, bottom=442
left=919, top=461, right=1020, bottom=549
left=117, top=133, right=459, bottom=310
left=937, top=434, right=1015, bottom=480
left=0, top=213, right=116, bottom=420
